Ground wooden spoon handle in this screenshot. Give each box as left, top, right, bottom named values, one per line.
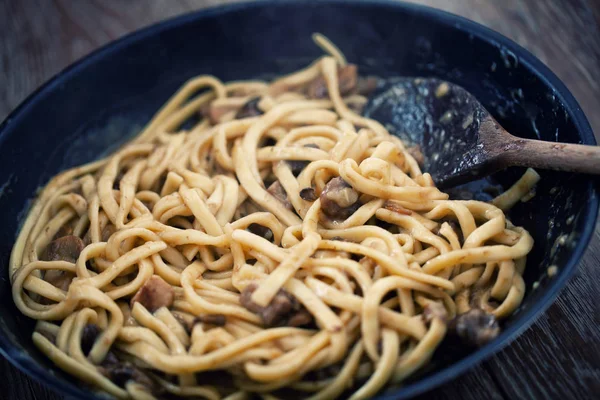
left=499, top=136, right=600, bottom=174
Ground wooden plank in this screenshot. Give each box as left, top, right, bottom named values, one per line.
left=0, top=0, right=598, bottom=399
left=405, top=0, right=600, bottom=142
left=484, top=226, right=600, bottom=399
left=0, top=356, right=58, bottom=400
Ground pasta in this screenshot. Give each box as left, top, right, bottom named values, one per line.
left=10, top=35, right=534, bottom=400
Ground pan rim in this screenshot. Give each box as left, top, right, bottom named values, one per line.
left=0, top=1, right=596, bottom=399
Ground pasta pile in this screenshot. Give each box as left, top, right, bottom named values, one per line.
left=10, top=35, right=534, bottom=400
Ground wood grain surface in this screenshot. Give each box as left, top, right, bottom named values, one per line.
left=1, top=1, right=599, bottom=399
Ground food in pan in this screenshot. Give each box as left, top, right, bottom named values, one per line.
left=10, top=35, right=535, bottom=399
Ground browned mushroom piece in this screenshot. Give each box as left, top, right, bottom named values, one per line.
left=448, top=308, right=500, bottom=347
left=261, top=294, right=295, bottom=327
left=235, top=96, right=263, bottom=119
left=240, top=283, right=313, bottom=328
left=130, top=276, right=174, bottom=313
left=101, top=360, right=155, bottom=390
left=101, top=224, right=117, bottom=242
left=320, top=177, right=361, bottom=220
left=266, top=181, right=293, bottom=211
left=247, top=223, right=274, bottom=241
left=240, top=284, right=293, bottom=327
left=195, top=314, right=227, bottom=327
left=42, top=235, right=85, bottom=263
left=208, top=103, right=239, bottom=125
left=337, top=64, right=359, bottom=95
left=286, top=308, right=313, bottom=327
left=307, top=64, right=358, bottom=99
left=52, top=223, right=74, bottom=240
left=41, top=235, right=85, bottom=294
left=299, top=187, right=318, bottom=202
left=307, top=76, right=328, bottom=99
left=43, top=270, right=75, bottom=293
left=174, top=313, right=228, bottom=334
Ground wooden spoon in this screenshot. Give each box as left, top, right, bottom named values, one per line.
left=364, top=77, right=600, bottom=188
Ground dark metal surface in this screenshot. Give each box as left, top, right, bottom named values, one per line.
left=365, top=77, right=493, bottom=187
left=1, top=1, right=599, bottom=399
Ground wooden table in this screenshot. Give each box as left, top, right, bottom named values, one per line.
left=1, top=0, right=599, bottom=399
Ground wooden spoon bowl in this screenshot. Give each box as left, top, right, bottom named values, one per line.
left=364, top=78, right=600, bottom=188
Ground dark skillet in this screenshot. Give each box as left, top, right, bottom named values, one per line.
left=0, top=1, right=597, bottom=399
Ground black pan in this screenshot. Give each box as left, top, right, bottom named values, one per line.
left=0, top=1, right=597, bottom=399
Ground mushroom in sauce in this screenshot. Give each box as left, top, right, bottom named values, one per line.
left=299, top=187, right=318, bottom=202
left=247, top=223, right=274, bottom=241
left=448, top=308, right=500, bottom=347
left=101, top=361, right=155, bottom=390
left=130, top=275, right=174, bottom=313
left=307, top=64, right=358, bottom=99
left=320, top=177, right=360, bottom=220
left=235, top=96, right=263, bottom=119
left=266, top=181, right=293, bottom=211
left=240, top=283, right=313, bottom=328
left=42, top=235, right=85, bottom=263
left=195, top=314, right=227, bottom=327
left=41, top=235, right=85, bottom=293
